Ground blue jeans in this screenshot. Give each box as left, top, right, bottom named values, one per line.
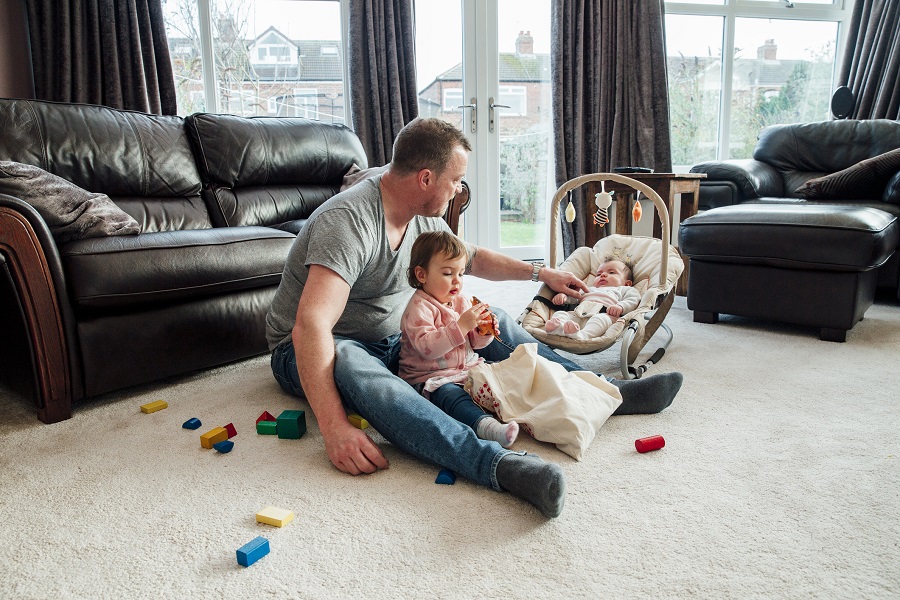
left=429, top=383, right=491, bottom=430
left=269, top=308, right=582, bottom=490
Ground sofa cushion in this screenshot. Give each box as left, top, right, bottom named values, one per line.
left=186, top=113, right=368, bottom=228
left=61, top=227, right=295, bottom=309
left=679, top=204, right=898, bottom=272
left=0, top=161, right=141, bottom=242
left=794, top=148, right=900, bottom=200
left=754, top=120, right=900, bottom=174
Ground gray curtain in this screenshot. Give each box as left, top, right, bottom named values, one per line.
left=837, top=0, right=900, bottom=120
left=25, top=0, right=177, bottom=115
left=551, top=0, right=671, bottom=256
left=348, top=0, right=418, bottom=167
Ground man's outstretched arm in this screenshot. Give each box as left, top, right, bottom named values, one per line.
left=468, top=246, right=588, bottom=296
left=293, top=264, right=389, bottom=475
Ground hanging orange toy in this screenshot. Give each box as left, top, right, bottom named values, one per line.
left=632, top=198, right=643, bottom=222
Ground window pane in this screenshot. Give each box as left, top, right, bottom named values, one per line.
left=666, top=14, right=724, bottom=168
left=164, top=0, right=345, bottom=121
left=164, top=2, right=208, bottom=115
left=497, top=1, right=552, bottom=252
left=415, top=1, right=464, bottom=131
left=729, top=18, right=838, bottom=158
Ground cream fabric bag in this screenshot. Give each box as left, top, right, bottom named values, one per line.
left=464, top=344, right=622, bottom=460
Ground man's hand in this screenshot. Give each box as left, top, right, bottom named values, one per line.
left=321, top=420, right=390, bottom=475
left=541, top=267, right=589, bottom=296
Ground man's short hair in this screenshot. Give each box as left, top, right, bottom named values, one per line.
left=391, top=118, right=472, bottom=176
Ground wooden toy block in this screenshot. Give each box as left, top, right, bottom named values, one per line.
left=276, top=409, right=306, bottom=439
left=256, top=506, right=295, bottom=527
left=213, top=440, right=234, bottom=453
left=256, top=411, right=276, bottom=424
left=200, top=426, right=229, bottom=449
left=140, top=400, right=168, bottom=414
left=256, top=420, right=278, bottom=435
left=435, top=468, right=456, bottom=485
left=347, top=413, right=369, bottom=429
left=236, top=536, right=269, bottom=567
left=182, top=418, right=202, bottom=430
left=635, top=435, right=666, bottom=453
left=223, top=422, right=237, bottom=438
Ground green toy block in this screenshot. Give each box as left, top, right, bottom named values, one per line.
left=276, top=409, right=306, bottom=439
left=256, top=420, right=278, bottom=435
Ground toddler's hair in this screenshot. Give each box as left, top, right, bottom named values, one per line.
left=407, top=231, right=469, bottom=288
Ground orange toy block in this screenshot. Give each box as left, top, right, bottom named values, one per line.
left=200, top=426, right=229, bottom=449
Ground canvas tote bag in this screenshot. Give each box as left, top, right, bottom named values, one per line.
left=464, top=344, right=622, bottom=460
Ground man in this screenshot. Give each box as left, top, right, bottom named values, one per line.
left=266, top=118, right=682, bottom=518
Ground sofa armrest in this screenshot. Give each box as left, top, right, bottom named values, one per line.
left=443, top=180, right=471, bottom=235
left=883, top=171, right=900, bottom=206
left=690, top=159, right=784, bottom=201
left=0, top=193, right=75, bottom=423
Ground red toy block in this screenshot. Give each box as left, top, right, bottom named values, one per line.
left=256, top=411, right=276, bottom=425
left=635, top=435, right=665, bottom=453
left=224, top=422, right=237, bottom=438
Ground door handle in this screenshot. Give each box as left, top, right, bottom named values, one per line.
left=489, top=97, right=510, bottom=132
left=457, top=99, right=477, bottom=133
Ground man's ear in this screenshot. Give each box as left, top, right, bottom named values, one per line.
left=416, top=168, right=432, bottom=190
left=414, top=265, right=427, bottom=285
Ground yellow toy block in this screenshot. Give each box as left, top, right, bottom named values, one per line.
left=140, top=400, right=168, bottom=414
left=200, top=426, right=228, bottom=449
left=347, top=413, right=369, bottom=429
left=256, top=506, right=295, bottom=527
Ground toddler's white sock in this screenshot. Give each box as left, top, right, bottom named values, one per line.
left=476, top=417, right=519, bottom=448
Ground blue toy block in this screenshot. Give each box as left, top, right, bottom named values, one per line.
left=435, top=468, right=456, bottom=485
left=182, top=418, right=202, bottom=430
left=213, top=440, right=234, bottom=453
left=236, top=536, right=269, bottom=567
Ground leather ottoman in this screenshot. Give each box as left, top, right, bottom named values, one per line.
left=679, top=204, right=898, bottom=341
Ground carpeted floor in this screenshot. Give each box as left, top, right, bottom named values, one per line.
left=1, top=278, right=898, bottom=599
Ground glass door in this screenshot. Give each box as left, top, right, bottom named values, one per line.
left=415, top=0, right=553, bottom=260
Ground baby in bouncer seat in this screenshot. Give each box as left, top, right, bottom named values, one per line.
left=544, top=259, right=641, bottom=340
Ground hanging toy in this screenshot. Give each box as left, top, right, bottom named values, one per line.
left=593, top=182, right=613, bottom=225
left=565, top=192, right=577, bottom=223
left=632, top=191, right=643, bottom=222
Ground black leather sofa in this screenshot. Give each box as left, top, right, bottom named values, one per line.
left=0, top=98, right=470, bottom=423
left=686, top=119, right=900, bottom=293
left=680, top=120, right=900, bottom=341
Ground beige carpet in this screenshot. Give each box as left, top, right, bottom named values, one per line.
left=1, top=278, right=899, bottom=599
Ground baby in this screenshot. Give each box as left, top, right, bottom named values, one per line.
left=544, top=259, right=641, bottom=340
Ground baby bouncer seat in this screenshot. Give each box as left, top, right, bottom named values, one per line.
left=518, top=173, right=684, bottom=379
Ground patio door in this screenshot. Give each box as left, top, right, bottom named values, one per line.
left=415, top=0, right=554, bottom=260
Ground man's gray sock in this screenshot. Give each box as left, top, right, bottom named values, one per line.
left=610, top=372, right=683, bottom=415
left=495, top=453, right=565, bottom=518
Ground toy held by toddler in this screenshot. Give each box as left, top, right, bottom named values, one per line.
left=544, top=259, right=641, bottom=340
left=398, top=231, right=519, bottom=448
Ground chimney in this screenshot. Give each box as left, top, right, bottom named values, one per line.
left=757, top=39, right=777, bottom=60
left=516, top=30, right=534, bottom=56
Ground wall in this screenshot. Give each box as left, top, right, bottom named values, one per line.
left=0, top=0, right=34, bottom=99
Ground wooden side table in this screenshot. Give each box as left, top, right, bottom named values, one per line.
left=583, top=173, right=706, bottom=295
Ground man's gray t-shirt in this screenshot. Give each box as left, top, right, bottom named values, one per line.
left=265, top=176, right=455, bottom=349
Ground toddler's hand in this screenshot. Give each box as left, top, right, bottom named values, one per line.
left=607, top=304, right=623, bottom=318
left=551, top=293, right=569, bottom=306
left=459, top=303, right=489, bottom=333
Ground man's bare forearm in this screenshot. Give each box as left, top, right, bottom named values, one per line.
left=468, top=246, right=533, bottom=281
left=292, top=319, right=347, bottom=434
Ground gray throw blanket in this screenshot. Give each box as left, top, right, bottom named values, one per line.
left=0, top=160, right=141, bottom=243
